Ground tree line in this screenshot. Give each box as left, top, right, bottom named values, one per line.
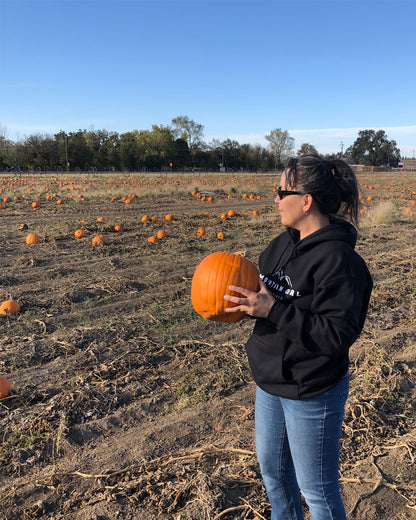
left=0, top=116, right=402, bottom=172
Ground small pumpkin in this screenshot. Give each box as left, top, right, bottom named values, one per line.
left=165, top=214, right=173, bottom=221
left=197, top=228, right=206, bottom=237
left=156, top=229, right=167, bottom=239
left=114, top=224, right=123, bottom=232
left=74, top=229, right=84, bottom=239
left=141, top=215, right=150, bottom=222
left=217, top=232, right=225, bottom=240
left=191, top=251, right=259, bottom=323
left=92, top=235, right=108, bottom=246
left=57, top=199, right=64, bottom=205
left=227, top=210, right=236, bottom=217
left=32, top=201, right=40, bottom=209
left=26, top=233, right=41, bottom=244
left=148, top=235, right=159, bottom=243
left=252, top=210, right=259, bottom=217
left=0, top=376, right=11, bottom=399
left=97, top=217, right=105, bottom=223
left=0, top=300, right=20, bottom=315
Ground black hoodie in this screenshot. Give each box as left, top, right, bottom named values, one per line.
left=245, top=217, right=373, bottom=399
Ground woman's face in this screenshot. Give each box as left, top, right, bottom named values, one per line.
left=275, top=171, right=305, bottom=229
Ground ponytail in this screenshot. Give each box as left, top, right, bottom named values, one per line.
left=329, top=159, right=360, bottom=227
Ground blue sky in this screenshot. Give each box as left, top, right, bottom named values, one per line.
left=1, top=0, right=415, bottom=156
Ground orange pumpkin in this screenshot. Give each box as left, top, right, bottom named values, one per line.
left=227, top=210, right=236, bottom=217
left=217, top=232, right=225, bottom=240
left=141, top=215, right=150, bottom=222
left=57, top=199, right=64, bottom=205
left=114, top=224, right=123, bottom=232
left=148, top=235, right=159, bottom=243
left=74, top=229, right=84, bottom=238
left=32, top=201, right=40, bottom=209
left=191, top=251, right=259, bottom=322
left=197, top=228, right=206, bottom=237
left=156, top=229, right=167, bottom=239
left=0, top=300, right=20, bottom=315
left=0, top=376, right=11, bottom=399
left=97, top=217, right=105, bottom=223
left=252, top=210, right=259, bottom=217
left=165, top=214, right=173, bottom=221
left=26, top=233, right=41, bottom=244
left=92, top=235, right=108, bottom=246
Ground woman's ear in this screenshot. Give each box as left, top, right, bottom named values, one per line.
left=303, top=193, right=313, bottom=213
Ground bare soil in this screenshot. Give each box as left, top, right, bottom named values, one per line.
left=1, top=171, right=416, bottom=519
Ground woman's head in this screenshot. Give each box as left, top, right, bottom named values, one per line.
left=283, top=153, right=360, bottom=225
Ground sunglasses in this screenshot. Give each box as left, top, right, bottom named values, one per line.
left=277, top=186, right=304, bottom=199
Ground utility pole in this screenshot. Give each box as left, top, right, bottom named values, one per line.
left=340, top=141, right=344, bottom=157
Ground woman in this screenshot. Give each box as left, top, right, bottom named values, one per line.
left=224, top=154, right=373, bottom=519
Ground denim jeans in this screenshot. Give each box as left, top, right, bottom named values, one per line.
left=255, top=374, right=349, bottom=520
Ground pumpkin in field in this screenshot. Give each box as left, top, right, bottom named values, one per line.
left=92, top=235, right=108, bottom=246
left=74, top=229, right=84, bottom=238
left=26, top=233, right=41, bottom=244
left=32, top=201, right=40, bottom=209
left=148, top=235, right=159, bottom=243
left=156, top=229, right=167, bottom=239
left=0, top=376, right=11, bottom=399
left=114, top=224, right=123, bottom=232
left=197, top=228, right=206, bottom=237
left=0, top=300, right=20, bottom=315
left=165, top=214, right=173, bottom=221
left=191, top=251, right=259, bottom=322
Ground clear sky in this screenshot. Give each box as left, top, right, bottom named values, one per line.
left=1, top=0, right=415, bottom=156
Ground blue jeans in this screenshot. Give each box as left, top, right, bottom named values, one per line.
left=255, top=374, right=349, bottom=520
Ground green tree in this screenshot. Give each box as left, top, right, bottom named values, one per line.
left=23, top=134, right=58, bottom=170
left=297, top=143, right=318, bottom=156
left=0, top=135, right=14, bottom=169
left=171, top=116, right=204, bottom=153
left=265, top=128, right=295, bottom=168
left=85, top=129, right=119, bottom=170
left=345, top=130, right=401, bottom=167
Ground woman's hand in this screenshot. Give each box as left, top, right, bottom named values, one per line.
left=224, top=279, right=275, bottom=318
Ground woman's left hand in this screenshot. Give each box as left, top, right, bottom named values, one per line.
left=224, top=279, right=275, bottom=318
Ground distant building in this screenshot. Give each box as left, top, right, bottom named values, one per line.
left=401, top=158, right=416, bottom=170
left=350, top=165, right=390, bottom=173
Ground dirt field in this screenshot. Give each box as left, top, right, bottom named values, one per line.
left=1, top=171, right=416, bottom=519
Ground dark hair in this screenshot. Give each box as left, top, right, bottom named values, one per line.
left=284, top=153, right=360, bottom=226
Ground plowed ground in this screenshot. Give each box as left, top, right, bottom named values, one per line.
left=1, top=171, right=416, bottom=519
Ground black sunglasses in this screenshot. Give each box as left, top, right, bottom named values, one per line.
left=277, top=186, right=303, bottom=199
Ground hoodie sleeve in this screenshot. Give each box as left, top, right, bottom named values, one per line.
left=266, top=257, right=372, bottom=358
